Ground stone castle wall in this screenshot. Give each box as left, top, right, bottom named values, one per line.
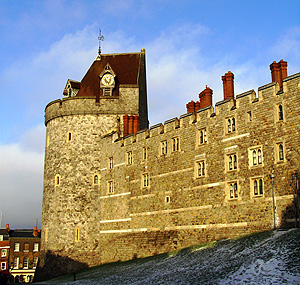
left=38, top=71, right=300, bottom=280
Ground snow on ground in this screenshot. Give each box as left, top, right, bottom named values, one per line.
left=40, top=229, right=300, bottom=284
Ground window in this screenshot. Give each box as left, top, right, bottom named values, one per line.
left=227, top=154, right=237, bottom=171
left=1, top=262, right=6, bottom=271
left=109, top=157, right=113, bottom=169
left=199, top=128, right=207, bottom=144
left=142, top=147, right=147, bottom=160
left=23, top=257, right=29, bottom=269
left=14, top=257, right=19, bottom=269
left=67, top=131, right=72, bottom=141
left=228, top=182, right=238, bottom=199
left=93, top=175, right=99, bottom=185
left=161, top=140, right=167, bottom=155
left=108, top=181, right=114, bottom=194
left=55, top=174, right=61, bottom=186
left=248, top=111, right=252, bottom=122
left=252, top=178, right=264, bottom=196
left=1, top=249, right=7, bottom=257
left=75, top=228, right=80, bottom=242
left=227, top=117, right=236, bottom=133
left=172, top=137, right=180, bottom=152
left=23, top=243, right=29, bottom=252
left=278, top=104, right=283, bottom=121
left=142, top=174, right=150, bottom=187
left=14, top=242, right=20, bottom=252
left=33, top=243, right=39, bottom=252
left=33, top=257, right=38, bottom=268
left=127, top=151, right=133, bottom=165
left=165, top=196, right=171, bottom=203
left=197, top=161, right=205, bottom=177
left=275, top=143, right=285, bottom=163
left=249, top=147, right=263, bottom=167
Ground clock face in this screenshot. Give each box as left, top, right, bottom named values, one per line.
left=101, top=73, right=114, bottom=86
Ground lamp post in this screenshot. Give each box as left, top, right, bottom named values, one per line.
left=269, top=173, right=276, bottom=230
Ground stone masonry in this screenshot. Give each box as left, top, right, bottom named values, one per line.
left=37, top=51, right=300, bottom=281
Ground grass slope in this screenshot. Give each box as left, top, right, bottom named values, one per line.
left=38, top=229, right=300, bottom=284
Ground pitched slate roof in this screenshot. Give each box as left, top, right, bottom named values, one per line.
left=76, top=52, right=144, bottom=97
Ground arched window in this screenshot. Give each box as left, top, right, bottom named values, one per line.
left=278, top=105, right=283, bottom=121
left=232, top=118, right=236, bottom=132
left=253, top=150, right=257, bottom=165
left=200, top=131, right=204, bottom=144
left=234, top=182, right=238, bottom=198
left=279, top=144, right=284, bottom=161
left=94, top=175, right=98, bottom=185
left=259, top=179, right=263, bottom=195
left=254, top=180, right=258, bottom=195
left=230, top=184, right=233, bottom=198
left=258, top=149, right=262, bottom=164
left=229, top=156, right=233, bottom=170
left=228, top=119, right=231, bottom=133
left=233, top=155, right=237, bottom=169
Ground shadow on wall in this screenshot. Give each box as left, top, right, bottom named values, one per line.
left=33, top=250, right=88, bottom=282
left=280, top=202, right=300, bottom=229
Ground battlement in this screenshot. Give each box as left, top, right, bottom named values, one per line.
left=120, top=70, right=299, bottom=145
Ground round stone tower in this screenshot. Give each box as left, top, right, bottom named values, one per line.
left=38, top=50, right=148, bottom=279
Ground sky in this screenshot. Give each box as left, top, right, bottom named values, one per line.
left=0, top=0, right=299, bottom=229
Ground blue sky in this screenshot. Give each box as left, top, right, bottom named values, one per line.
left=0, top=0, right=299, bottom=228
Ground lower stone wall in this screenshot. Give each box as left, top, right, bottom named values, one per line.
left=35, top=220, right=274, bottom=282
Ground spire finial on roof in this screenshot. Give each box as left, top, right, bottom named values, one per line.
left=97, top=29, right=104, bottom=60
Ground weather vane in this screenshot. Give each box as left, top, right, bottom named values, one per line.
left=98, top=29, right=104, bottom=56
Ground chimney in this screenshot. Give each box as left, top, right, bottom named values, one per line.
left=270, top=60, right=288, bottom=89
left=195, top=101, right=200, bottom=112
left=123, top=114, right=129, bottom=137
left=128, top=115, right=134, bottom=135
left=199, top=86, right=213, bottom=109
left=186, top=100, right=195, bottom=113
left=133, top=115, right=140, bottom=134
left=33, top=226, right=38, bottom=237
left=6, top=224, right=10, bottom=232
left=222, top=71, right=235, bottom=100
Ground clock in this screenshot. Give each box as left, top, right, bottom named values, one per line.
left=101, top=73, right=114, bottom=86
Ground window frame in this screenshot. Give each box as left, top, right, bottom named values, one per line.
left=75, top=228, right=80, bottom=242
left=226, top=153, right=238, bottom=172
left=251, top=177, right=264, bottom=198
left=127, top=151, right=133, bottom=165
left=198, top=128, right=207, bottom=145
left=275, top=142, right=285, bottom=164
left=23, top=257, right=29, bottom=269
left=1, top=249, right=7, bottom=257
left=1, top=262, right=6, bottom=271
left=55, top=174, right=61, bottom=186
left=14, top=257, right=19, bottom=269
left=109, top=157, right=113, bottom=169
left=248, top=146, right=263, bottom=168
left=172, top=137, right=180, bottom=152
left=195, top=160, right=206, bottom=178
left=33, top=243, right=39, bottom=252
left=142, top=173, right=150, bottom=188
left=226, top=117, right=236, bottom=134
left=14, top=242, right=20, bottom=252
left=108, top=181, right=114, bottom=194
left=161, top=140, right=168, bottom=155
left=227, top=181, right=239, bottom=200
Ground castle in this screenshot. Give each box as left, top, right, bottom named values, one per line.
left=38, top=49, right=300, bottom=280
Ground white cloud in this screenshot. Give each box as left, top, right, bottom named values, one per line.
left=0, top=127, right=44, bottom=229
